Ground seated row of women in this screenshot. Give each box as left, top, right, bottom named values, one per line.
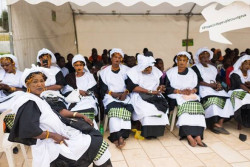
left=0, top=47, right=249, bottom=165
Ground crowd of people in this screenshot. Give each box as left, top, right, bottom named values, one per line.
left=0, top=46, right=249, bottom=167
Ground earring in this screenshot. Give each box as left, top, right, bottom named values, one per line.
left=27, top=88, right=30, bottom=93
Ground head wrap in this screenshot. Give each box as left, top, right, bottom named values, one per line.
left=110, top=48, right=124, bottom=58
left=21, top=64, right=51, bottom=88
left=175, top=51, right=191, bottom=63
left=0, top=54, right=19, bottom=68
left=195, top=47, right=213, bottom=64
left=233, top=55, right=250, bottom=71
left=137, top=54, right=155, bottom=71
left=37, top=48, right=57, bottom=64
left=72, top=54, right=89, bottom=72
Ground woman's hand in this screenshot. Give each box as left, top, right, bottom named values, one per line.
left=210, top=83, right=218, bottom=90
left=51, top=133, right=69, bottom=146
left=111, top=92, right=123, bottom=99
left=82, top=115, right=94, bottom=127
left=215, top=83, right=223, bottom=91
left=119, top=92, right=127, bottom=101
left=245, top=82, right=250, bottom=89
left=180, top=89, right=192, bottom=95
left=157, top=85, right=166, bottom=93
left=79, top=90, right=89, bottom=96
left=0, top=83, right=11, bottom=91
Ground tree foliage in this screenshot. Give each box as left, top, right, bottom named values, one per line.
left=0, top=10, right=9, bottom=31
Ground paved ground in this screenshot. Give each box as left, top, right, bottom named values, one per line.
left=1, top=120, right=250, bottom=167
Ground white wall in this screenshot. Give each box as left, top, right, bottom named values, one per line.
left=76, top=15, right=250, bottom=69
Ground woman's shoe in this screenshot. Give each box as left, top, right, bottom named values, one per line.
left=197, top=142, right=207, bottom=147
left=134, top=130, right=145, bottom=140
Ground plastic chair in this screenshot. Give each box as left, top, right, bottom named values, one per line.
left=169, top=107, right=178, bottom=131
left=0, top=110, right=29, bottom=167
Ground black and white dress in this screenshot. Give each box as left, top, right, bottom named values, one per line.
left=192, top=64, right=234, bottom=128
left=9, top=93, right=111, bottom=167
left=126, top=66, right=169, bottom=137
left=229, top=55, right=250, bottom=127
left=99, top=64, right=134, bottom=142
left=166, top=67, right=206, bottom=139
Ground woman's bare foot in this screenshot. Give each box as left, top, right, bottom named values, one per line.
left=113, top=140, right=119, bottom=148
left=118, top=137, right=126, bottom=149
left=187, top=135, right=197, bottom=147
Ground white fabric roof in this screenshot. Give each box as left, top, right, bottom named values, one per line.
left=7, top=0, right=250, bottom=6
left=7, top=0, right=250, bottom=14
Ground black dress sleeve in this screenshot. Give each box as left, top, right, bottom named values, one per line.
left=191, top=65, right=203, bottom=83
left=125, top=77, right=139, bottom=93
left=216, top=74, right=222, bottom=83
left=56, top=71, right=66, bottom=86
left=8, top=100, right=43, bottom=145
left=230, top=73, right=242, bottom=90
left=99, top=76, right=108, bottom=99
left=88, top=84, right=98, bottom=95
left=165, top=75, right=175, bottom=95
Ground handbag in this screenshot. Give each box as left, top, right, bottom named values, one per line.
left=65, top=89, right=81, bottom=103
left=139, top=93, right=169, bottom=113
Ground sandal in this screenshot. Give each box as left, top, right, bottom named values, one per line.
left=197, top=142, right=207, bottom=147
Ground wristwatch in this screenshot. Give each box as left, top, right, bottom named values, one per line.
left=148, top=90, right=153, bottom=94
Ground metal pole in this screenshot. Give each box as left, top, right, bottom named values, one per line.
left=185, top=3, right=196, bottom=52
left=7, top=5, right=14, bottom=54
left=69, top=3, right=79, bottom=54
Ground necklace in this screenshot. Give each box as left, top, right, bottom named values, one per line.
left=111, top=66, right=120, bottom=71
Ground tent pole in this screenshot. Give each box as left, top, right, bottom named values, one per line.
left=69, top=3, right=79, bottom=54
left=7, top=5, right=14, bottom=54
left=185, top=3, right=196, bottom=52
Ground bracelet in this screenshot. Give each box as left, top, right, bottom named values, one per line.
left=73, top=112, right=77, bottom=117
left=45, top=130, right=50, bottom=139
left=125, top=89, right=129, bottom=94
left=10, top=87, right=16, bottom=92
left=148, top=90, right=153, bottom=94
left=176, top=89, right=180, bottom=94
left=108, top=90, right=112, bottom=95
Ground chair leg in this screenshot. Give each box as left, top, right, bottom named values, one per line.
left=5, top=149, right=15, bottom=167
left=20, top=144, right=29, bottom=167
left=103, top=115, right=108, bottom=132
left=170, top=107, right=177, bottom=132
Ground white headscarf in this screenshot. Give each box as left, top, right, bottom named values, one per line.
left=175, top=51, right=191, bottom=63
left=110, top=48, right=124, bottom=58
left=21, top=64, right=51, bottom=88
left=233, top=55, right=250, bottom=71
left=0, top=54, right=19, bottom=69
left=137, top=54, right=155, bottom=71
left=72, top=54, right=89, bottom=72
left=195, top=47, right=213, bottom=64
left=37, top=48, right=57, bottom=64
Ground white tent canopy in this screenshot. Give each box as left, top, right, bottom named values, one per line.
left=6, top=0, right=250, bottom=70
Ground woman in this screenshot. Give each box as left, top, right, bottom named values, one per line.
left=229, top=55, right=250, bottom=127
left=8, top=65, right=112, bottom=167
left=37, top=48, right=66, bottom=91
left=192, top=48, right=234, bottom=134
left=0, top=54, right=24, bottom=131
left=99, top=48, right=133, bottom=148
left=166, top=51, right=206, bottom=147
left=65, top=54, right=99, bottom=128
left=126, top=54, right=169, bottom=139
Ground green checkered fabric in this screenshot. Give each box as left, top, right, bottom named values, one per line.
left=203, top=97, right=226, bottom=110
left=230, top=91, right=247, bottom=108
left=108, top=108, right=131, bottom=121
left=79, top=112, right=95, bottom=121
left=94, top=140, right=109, bottom=161
left=177, top=101, right=205, bottom=117
left=3, top=114, right=15, bottom=131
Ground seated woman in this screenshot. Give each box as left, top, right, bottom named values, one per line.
left=8, top=65, right=112, bottom=167
left=0, top=54, right=24, bottom=131
left=192, top=48, right=234, bottom=134
left=126, top=54, right=169, bottom=139
left=166, top=51, right=206, bottom=147
left=99, top=48, right=134, bottom=148
left=229, top=55, right=250, bottom=127
left=37, top=48, right=66, bottom=91
left=65, top=54, right=99, bottom=129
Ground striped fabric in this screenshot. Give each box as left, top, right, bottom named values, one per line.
left=230, top=91, right=247, bottom=108
left=203, top=97, right=226, bottom=110
left=94, top=140, right=109, bottom=161
left=79, top=112, right=95, bottom=121
left=177, top=101, right=205, bottom=117
left=3, top=114, right=15, bottom=131
left=108, top=108, right=132, bottom=121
